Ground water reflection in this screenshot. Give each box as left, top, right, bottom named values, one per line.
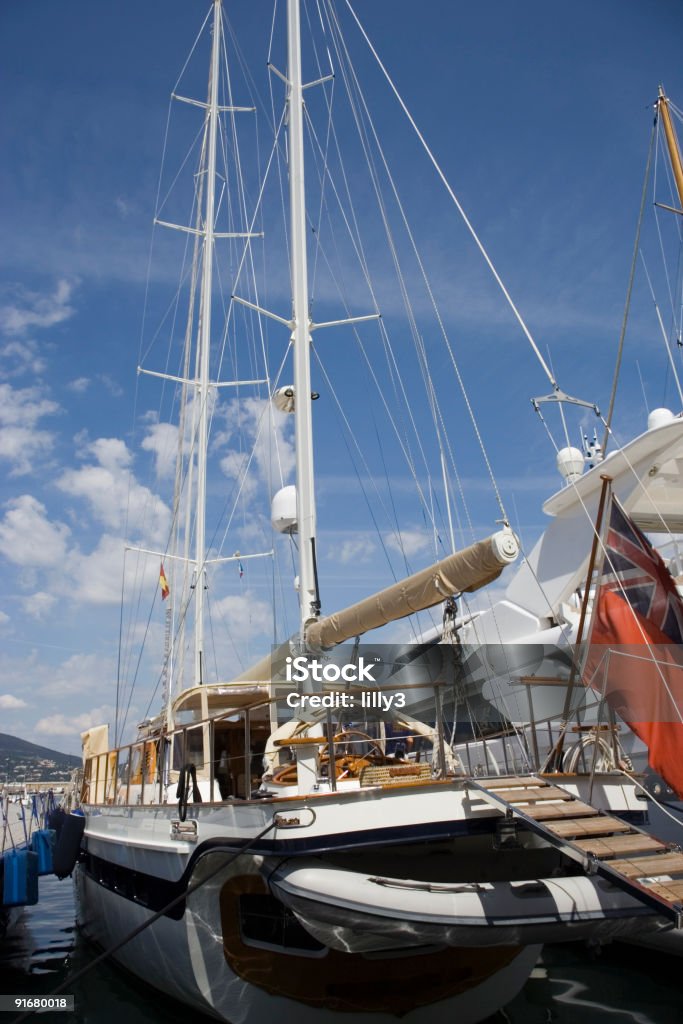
left=2, top=876, right=683, bottom=1023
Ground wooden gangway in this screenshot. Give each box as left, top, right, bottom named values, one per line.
left=468, top=774, right=683, bottom=928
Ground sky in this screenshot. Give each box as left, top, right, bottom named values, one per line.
left=1, top=0, right=683, bottom=758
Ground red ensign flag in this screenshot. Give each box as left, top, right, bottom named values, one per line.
left=584, top=497, right=683, bottom=797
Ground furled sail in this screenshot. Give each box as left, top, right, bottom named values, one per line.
left=306, top=530, right=519, bottom=649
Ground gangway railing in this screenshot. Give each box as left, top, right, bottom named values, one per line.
left=468, top=774, right=683, bottom=928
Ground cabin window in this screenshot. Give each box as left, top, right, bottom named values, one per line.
left=186, top=726, right=204, bottom=769
left=238, top=894, right=326, bottom=957
left=143, top=741, right=157, bottom=785
left=117, top=750, right=130, bottom=803
left=105, top=750, right=118, bottom=803
left=174, top=708, right=200, bottom=726
left=172, top=733, right=183, bottom=771
left=172, top=726, right=204, bottom=770
left=130, top=744, right=143, bottom=785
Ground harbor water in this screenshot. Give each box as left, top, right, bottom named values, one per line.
left=1, top=873, right=682, bottom=1024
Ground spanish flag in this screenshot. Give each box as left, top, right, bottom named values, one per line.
left=159, top=563, right=170, bottom=601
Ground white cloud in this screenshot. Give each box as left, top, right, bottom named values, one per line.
left=0, top=495, right=71, bottom=567
left=39, top=653, right=108, bottom=697
left=35, top=704, right=114, bottom=738
left=58, top=436, right=170, bottom=539
left=0, top=383, right=60, bottom=474
left=0, top=611, right=9, bottom=626
left=69, top=533, right=129, bottom=605
left=87, top=437, right=132, bottom=471
left=0, top=426, right=55, bottom=476
left=98, top=374, right=123, bottom=398
left=141, top=421, right=179, bottom=480
left=0, top=279, right=76, bottom=336
left=115, top=197, right=132, bottom=218
left=21, top=592, right=57, bottom=620
left=67, top=377, right=90, bottom=393
left=337, top=537, right=377, bottom=564
left=0, top=694, right=27, bottom=710
left=211, top=591, right=273, bottom=643
left=219, top=449, right=258, bottom=501
left=385, top=528, right=432, bottom=559
left=217, top=398, right=295, bottom=494
left=1, top=339, right=47, bottom=377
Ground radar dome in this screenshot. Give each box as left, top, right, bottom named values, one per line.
left=271, top=485, right=297, bottom=534
left=647, top=408, right=675, bottom=431
left=556, top=446, right=585, bottom=484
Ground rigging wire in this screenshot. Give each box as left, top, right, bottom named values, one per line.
left=11, top=822, right=279, bottom=1024
left=343, top=0, right=557, bottom=394
left=302, top=99, right=458, bottom=552
left=124, top=17, right=298, bottom=729
left=311, top=348, right=406, bottom=582
left=118, top=47, right=211, bottom=741
left=602, top=115, right=656, bottom=452
left=318, top=0, right=529, bottom=688
left=639, top=250, right=683, bottom=407
left=321, top=1, right=510, bottom=526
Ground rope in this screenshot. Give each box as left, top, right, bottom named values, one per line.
left=175, top=762, right=203, bottom=822
left=620, top=769, right=683, bottom=830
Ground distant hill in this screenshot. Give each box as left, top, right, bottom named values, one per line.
left=0, top=732, right=81, bottom=783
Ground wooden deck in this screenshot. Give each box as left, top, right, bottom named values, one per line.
left=469, top=774, right=683, bottom=927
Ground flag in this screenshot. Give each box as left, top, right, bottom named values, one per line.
left=584, top=496, right=683, bottom=796
left=595, top=499, right=683, bottom=642
left=238, top=560, right=244, bottom=579
left=159, top=562, right=170, bottom=601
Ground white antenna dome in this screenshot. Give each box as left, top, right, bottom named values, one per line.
left=648, top=408, right=675, bottom=431
left=556, top=446, right=585, bottom=484
left=271, top=485, right=298, bottom=534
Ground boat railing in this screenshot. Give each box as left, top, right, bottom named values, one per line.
left=455, top=681, right=630, bottom=780
left=81, top=679, right=455, bottom=806
left=81, top=670, right=631, bottom=806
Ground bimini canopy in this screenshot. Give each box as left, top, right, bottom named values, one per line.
left=172, top=683, right=270, bottom=724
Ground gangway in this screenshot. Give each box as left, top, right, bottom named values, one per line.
left=468, top=774, right=683, bottom=928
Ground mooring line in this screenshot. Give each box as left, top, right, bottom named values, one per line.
left=12, top=819, right=278, bottom=1023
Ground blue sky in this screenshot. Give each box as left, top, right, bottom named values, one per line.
left=1, top=0, right=682, bottom=756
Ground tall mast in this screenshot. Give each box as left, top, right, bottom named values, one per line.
left=194, top=0, right=221, bottom=685
left=287, top=0, right=320, bottom=636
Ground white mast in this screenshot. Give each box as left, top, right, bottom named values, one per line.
left=287, top=0, right=320, bottom=637
left=193, top=0, right=221, bottom=685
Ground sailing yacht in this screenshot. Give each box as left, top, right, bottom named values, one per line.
left=74, top=4, right=682, bottom=1022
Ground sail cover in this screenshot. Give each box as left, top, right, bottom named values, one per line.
left=306, top=531, right=518, bottom=649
